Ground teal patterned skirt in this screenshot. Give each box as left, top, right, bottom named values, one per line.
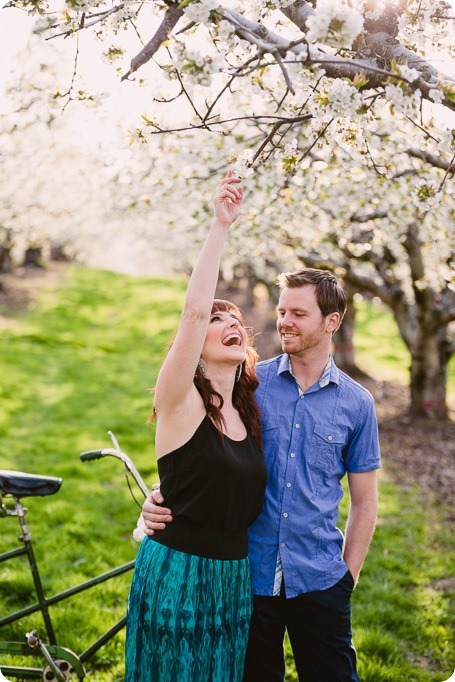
left=125, top=537, right=253, bottom=682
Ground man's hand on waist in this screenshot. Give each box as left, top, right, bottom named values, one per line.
left=142, top=487, right=173, bottom=535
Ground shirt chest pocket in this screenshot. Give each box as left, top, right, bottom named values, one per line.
left=311, top=424, right=346, bottom=469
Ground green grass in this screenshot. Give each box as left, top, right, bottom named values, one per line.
left=284, top=472, right=454, bottom=681
left=0, top=267, right=453, bottom=681
left=0, top=266, right=186, bottom=680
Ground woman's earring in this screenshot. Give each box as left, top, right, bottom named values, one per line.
left=236, top=364, right=242, bottom=382
left=197, top=358, right=207, bottom=377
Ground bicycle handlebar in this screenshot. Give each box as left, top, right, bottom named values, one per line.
left=80, top=450, right=104, bottom=461
left=79, top=442, right=150, bottom=498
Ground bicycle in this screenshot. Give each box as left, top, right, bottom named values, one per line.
left=0, top=431, right=150, bottom=681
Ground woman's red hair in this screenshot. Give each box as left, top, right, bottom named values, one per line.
left=151, top=299, right=262, bottom=452
left=193, top=300, right=262, bottom=452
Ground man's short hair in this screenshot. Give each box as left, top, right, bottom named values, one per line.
left=276, top=268, right=347, bottom=322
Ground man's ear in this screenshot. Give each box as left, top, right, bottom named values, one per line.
left=326, top=312, right=341, bottom=334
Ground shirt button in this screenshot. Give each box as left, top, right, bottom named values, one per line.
left=281, top=543, right=286, bottom=548
left=295, top=423, right=300, bottom=428
left=283, top=513, right=288, bottom=518
left=290, top=453, right=296, bottom=458
left=300, top=394, right=304, bottom=399
left=286, top=482, right=291, bottom=488
left=327, top=435, right=333, bottom=441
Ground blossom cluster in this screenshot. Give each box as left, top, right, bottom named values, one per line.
left=230, top=149, right=254, bottom=178
left=397, top=0, right=453, bottom=53
left=4, top=0, right=454, bottom=307
left=107, top=4, right=138, bottom=33
left=183, top=0, right=221, bottom=27
left=261, top=0, right=295, bottom=9
left=306, top=0, right=364, bottom=48
left=310, top=78, right=364, bottom=118
left=274, top=138, right=299, bottom=173
left=384, top=83, right=421, bottom=117
left=396, top=64, right=420, bottom=84
left=170, top=41, right=225, bottom=86
left=412, top=179, right=442, bottom=210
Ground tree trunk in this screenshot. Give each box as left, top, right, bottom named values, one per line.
left=258, top=282, right=282, bottom=360
left=23, top=246, right=44, bottom=268
left=404, top=222, right=452, bottom=421
left=332, top=284, right=366, bottom=378
left=50, top=244, right=70, bottom=262
left=409, top=326, right=451, bottom=420
left=0, top=245, right=13, bottom=273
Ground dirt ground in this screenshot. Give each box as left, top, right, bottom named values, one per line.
left=1, top=264, right=454, bottom=521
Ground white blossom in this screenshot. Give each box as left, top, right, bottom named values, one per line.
left=412, top=179, right=442, bottom=209
left=398, top=64, right=420, bottom=83
left=183, top=0, right=220, bottom=26
left=133, top=514, right=146, bottom=542
left=385, top=83, right=421, bottom=117
left=263, top=0, right=295, bottom=8
left=104, top=4, right=137, bottom=32
left=213, top=19, right=236, bottom=48
left=309, top=78, right=364, bottom=119
left=231, top=149, right=254, bottom=178
left=306, top=0, right=364, bottom=48
left=429, top=88, right=444, bottom=104
left=171, top=42, right=224, bottom=86
left=350, top=0, right=386, bottom=21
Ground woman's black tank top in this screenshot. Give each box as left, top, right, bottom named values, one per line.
left=151, top=416, right=267, bottom=560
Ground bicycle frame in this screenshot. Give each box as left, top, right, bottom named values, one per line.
left=0, top=431, right=149, bottom=681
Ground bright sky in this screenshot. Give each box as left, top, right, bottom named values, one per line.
left=0, top=3, right=157, bottom=149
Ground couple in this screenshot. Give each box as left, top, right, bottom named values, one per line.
left=125, top=172, right=381, bottom=682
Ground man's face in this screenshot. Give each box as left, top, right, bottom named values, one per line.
left=276, top=285, right=338, bottom=357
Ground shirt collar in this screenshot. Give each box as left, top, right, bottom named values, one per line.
left=319, top=356, right=332, bottom=387
left=277, top=354, right=339, bottom=393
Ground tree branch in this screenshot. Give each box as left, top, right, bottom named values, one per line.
left=140, top=113, right=314, bottom=136
left=350, top=209, right=389, bottom=222
left=232, top=6, right=455, bottom=111
left=121, top=3, right=184, bottom=81
left=407, top=148, right=455, bottom=173
left=46, top=5, right=124, bottom=41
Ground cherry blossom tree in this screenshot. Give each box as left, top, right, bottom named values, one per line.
left=119, top=118, right=453, bottom=419
left=3, top=0, right=454, bottom=418
left=0, top=27, right=115, bottom=277
left=5, top=2, right=454, bottom=130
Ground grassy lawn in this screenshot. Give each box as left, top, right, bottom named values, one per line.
left=0, top=266, right=453, bottom=681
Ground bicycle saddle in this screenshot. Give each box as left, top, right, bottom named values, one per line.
left=0, top=470, right=62, bottom=497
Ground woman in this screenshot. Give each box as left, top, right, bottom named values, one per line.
left=125, top=171, right=268, bottom=682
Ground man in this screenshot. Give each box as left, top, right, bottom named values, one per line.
left=143, top=268, right=381, bottom=682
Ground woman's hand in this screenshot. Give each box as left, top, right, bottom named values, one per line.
left=213, top=169, right=243, bottom=228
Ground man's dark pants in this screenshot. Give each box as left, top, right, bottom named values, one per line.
left=243, top=571, right=360, bottom=682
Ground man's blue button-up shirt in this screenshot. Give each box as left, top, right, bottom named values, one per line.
left=248, top=354, right=381, bottom=598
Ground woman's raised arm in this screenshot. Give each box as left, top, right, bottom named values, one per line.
left=154, top=171, right=243, bottom=416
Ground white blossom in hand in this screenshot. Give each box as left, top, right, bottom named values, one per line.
left=133, top=513, right=146, bottom=542
left=231, top=149, right=254, bottom=178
